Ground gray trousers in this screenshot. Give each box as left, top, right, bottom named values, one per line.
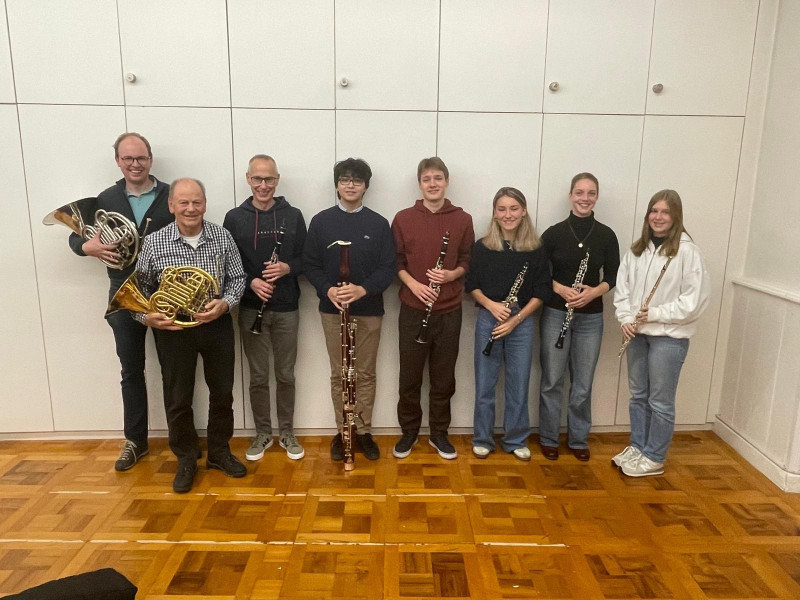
left=238, top=306, right=299, bottom=435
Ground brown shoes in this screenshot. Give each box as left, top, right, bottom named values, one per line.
left=539, top=444, right=559, bottom=460
left=570, top=447, right=590, bottom=462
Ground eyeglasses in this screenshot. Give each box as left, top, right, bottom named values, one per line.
left=250, top=176, right=279, bottom=186
left=119, top=156, right=151, bottom=166
left=338, top=176, right=365, bottom=186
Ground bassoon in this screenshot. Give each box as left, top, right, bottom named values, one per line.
left=249, top=221, right=286, bottom=334
left=415, top=231, right=450, bottom=344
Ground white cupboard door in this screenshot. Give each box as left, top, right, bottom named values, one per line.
left=119, top=0, right=230, bottom=107
left=647, top=0, right=758, bottom=116
left=20, top=104, right=128, bottom=432
left=0, top=1, right=16, bottom=103
left=616, top=115, right=744, bottom=425
left=335, top=0, right=438, bottom=111
left=544, top=0, right=654, bottom=115
left=538, top=114, right=644, bottom=428
left=439, top=0, right=547, bottom=113
left=0, top=105, right=52, bottom=432
left=6, top=0, right=122, bottom=105
left=228, top=0, right=334, bottom=109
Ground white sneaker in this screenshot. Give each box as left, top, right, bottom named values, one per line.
left=245, top=433, right=273, bottom=461
left=472, top=445, right=491, bottom=458
left=621, top=454, right=664, bottom=477
left=512, top=447, right=531, bottom=461
left=612, top=445, right=641, bottom=468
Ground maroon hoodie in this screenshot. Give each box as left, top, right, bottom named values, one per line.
left=391, top=198, right=475, bottom=312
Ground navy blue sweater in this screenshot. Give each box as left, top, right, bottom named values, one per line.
left=303, top=206, right=396, bottom=316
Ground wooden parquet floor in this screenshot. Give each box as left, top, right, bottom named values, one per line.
left=1, top=432, right=799, bottom=599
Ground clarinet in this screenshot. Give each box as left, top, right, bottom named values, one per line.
left=618, top=255, right=673, bottom=358
left=330, top=240, right=358, bottom=472
left=415, top=231, right=450, bottom=344
left=555, top=250, right=590, bottom=349
left=249, top=221, right=286, bottom=334
left=483, top=262, right=528, bottom=357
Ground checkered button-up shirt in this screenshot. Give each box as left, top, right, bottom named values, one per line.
left=133, top=220, right=245, bottom=323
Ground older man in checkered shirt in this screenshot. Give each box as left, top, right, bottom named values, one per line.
left=134, top=178, right=246, bottom=493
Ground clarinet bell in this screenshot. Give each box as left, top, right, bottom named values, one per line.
left=249, top=314, right=263, bottom=335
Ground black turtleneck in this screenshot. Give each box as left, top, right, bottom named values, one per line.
left=539, top=211, right=620, bottom=314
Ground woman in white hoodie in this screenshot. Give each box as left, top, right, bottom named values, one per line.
left=612, top=190, right=710, bottom=477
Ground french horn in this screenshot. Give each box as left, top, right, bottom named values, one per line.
left=106, top=266, right=219, bottom=328
left=43, top=198, right=141, bottom=269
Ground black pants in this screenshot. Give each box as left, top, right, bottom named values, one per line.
left=153, top=313, right=235, bottom=461
left=397, top=304, right=462, bottom=435
left=106, top=310, right=149, bottom=446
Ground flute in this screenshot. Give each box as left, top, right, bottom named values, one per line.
left=249, top=221, right=286, bottom=334
left=555, top=250, right=590, bottom=349
left=618, top=256, right=673, bottom=358
left=483, top=262, right=528, bottom=357
left=415, top=231, right=450, bottom=344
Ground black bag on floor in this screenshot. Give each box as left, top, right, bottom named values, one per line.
left=4, top=568, right=137, bottom=600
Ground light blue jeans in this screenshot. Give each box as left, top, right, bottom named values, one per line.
left=626, top=334, right=690, bottom=462
left=538, top=307, right=603, bottom=449
left=473, top=307, right=534, bottom=452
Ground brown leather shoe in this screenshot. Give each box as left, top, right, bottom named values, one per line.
left=539, top=444, right=559, bottom=460
left=570, top=447, right=590, bottom=462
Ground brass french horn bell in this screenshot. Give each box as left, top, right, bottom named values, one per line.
left=43, top=198, right=141, bottom=269
left=106, top=266, right=219, bottom=328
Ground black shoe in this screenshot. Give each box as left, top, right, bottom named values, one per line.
left=356, top=433, right=380, bottom=460
left=429, top=432, right=457, bottom=460
left=173, top=461, right=197, bottom=493
left=393, top=432, right=418, bottom=459
left=330, top=433, right=344, bottom=461
left=115, top=440, right=149, bottom=472
left=207, top=452, right=247, bottom=478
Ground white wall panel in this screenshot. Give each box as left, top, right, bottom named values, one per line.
left=0, top=105, right=52, bottom=432
left=439, top=0, right=547, bottom=112
left=647, top=0, right=758, bottom=116
left=229, top=0, right=334, bottom=109
left=232, top=109, right=335, bottom=219
left=19, top=104, right=127, bottom=432
left=544, top=0, right=653, bottom=115
left=0, top=1, right=16, bottom=103
left=335, top=0, right=438, bottom=110
left=617, top=116, right=744, bottom=425
left=6, top=0, right=122, bottom=105
left=119, top=0, right=230, bottom=107
left=538, top=114, right=644, bottom=428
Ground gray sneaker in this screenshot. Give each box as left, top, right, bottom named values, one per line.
left=279, top=432, right=305, bottom=460
left=245, top=433, right=273, bottom=461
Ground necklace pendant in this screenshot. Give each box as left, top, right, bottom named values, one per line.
left=578, top=242, right=583, bottom=248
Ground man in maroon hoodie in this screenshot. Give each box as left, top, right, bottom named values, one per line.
left=391, top=157, right=474, bottom=459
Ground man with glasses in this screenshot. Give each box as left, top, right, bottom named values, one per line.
left=69, top=132, right=173, bottom=471
left=223, top=155, right=307, bottom=461
left=304, top=158, right=396, bottom=461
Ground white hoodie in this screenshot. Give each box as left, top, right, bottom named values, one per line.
left=614, top=233, right=710, bottom=339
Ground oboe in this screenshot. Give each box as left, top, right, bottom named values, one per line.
left=330, top=240, right=358, bottom=472
left=249, top=221, right=286, bottom=334
left=483, top=262, right=528, bottom=357
left=415, top=231, right=450, bottom=344
left=618, top=255, right=673, bottom=358
left=555, top=250, right=590, bottom=349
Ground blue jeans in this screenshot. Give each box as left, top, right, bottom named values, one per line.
left=626, top=335, right=689, bottom=462
left=538, top=307, right=603, bottom=449
left=473, top=307, right=533, bottom=452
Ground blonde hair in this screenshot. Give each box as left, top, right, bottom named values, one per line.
left=482, top=187, right=541, bottom=252
left=631, top=189, right=689, bottom=257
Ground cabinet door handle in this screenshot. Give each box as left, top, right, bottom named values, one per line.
left=125, top=72, right=137, bottom=83
left=339, top=77, right=349, bottom=88
left=548, top=81, right=559, bottom=92
left=652, top=83, right=664, bottom=94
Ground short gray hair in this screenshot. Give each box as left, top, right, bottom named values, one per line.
left=168, top=177, right=206, bottom=200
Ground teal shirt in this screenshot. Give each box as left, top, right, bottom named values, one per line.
left=126, top=178, right=157, bottom=226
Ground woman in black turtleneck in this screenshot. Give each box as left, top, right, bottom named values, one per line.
left=538, top=172, right=620, bottom=461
